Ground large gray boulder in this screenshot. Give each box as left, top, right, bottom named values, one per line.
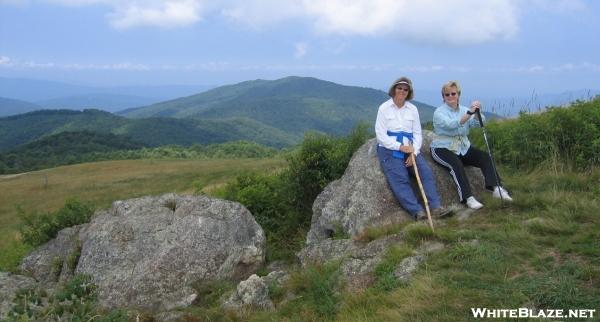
left=20, top=193, right=266, bottom=312
left=306, top=131, right=485, bottom=244
left=77, top=193, right=265, bottom=311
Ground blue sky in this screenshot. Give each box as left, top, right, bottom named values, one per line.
left=1, top=0, right=599, bottom=99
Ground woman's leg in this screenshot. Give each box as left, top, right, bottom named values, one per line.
left=377, top=146, right=423, bottom=216
left=430, top=147, right=473, bottom=202
left=412, top=153, right=441, bottom=209
left=461, top=146, right=501, bottom=190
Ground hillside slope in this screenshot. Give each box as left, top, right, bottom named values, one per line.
left=120, top=76, right=437, bottom=135
left=0, top=97, right=42, bottom=117
left=0, top=110, right=296, bottom=151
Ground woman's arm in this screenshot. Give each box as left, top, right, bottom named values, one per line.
left=375, top=106, right=401, bottom=150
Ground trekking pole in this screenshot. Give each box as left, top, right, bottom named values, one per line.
left=410, top=152, right=434, bottom=232
left=475, top=108, right=504, bottom=204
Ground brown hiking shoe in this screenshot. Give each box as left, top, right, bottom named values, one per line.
left=415, top=211, right=427, bottom=221
left=432, top=207, right=453, bottom=218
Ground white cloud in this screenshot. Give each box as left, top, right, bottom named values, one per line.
left=294, top=42, right=308, bottom=58
left=509, top=65, right=545, bottom=73
left=400, top=65, right=466, bottom=73
left=553, top=62, right=600, bottom=72
left=63, top=62, right=151, bottom=70
left=302, top=0, right=401, bottom=36
left=40, top=0, right=203, bottom=29
left=32, top=0, right=521, bottom=44
left=108, top=0, right=202, bottom=29
left=6, top=57, right=600, bottom=74
left=220, top=0, right=304, bottom=29
left=0, top=56, right=11, bottom=65
left=218, top=0, right=519, bottom=45
left=302, top=0, right=519, bottom=45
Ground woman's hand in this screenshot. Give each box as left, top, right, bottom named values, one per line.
left=399, top=145, right=414, bottom=154
left=470, top=100, right=481, bottom=114
left=460, top=100, right=482, bottom=124
left=404, top=154, right=414, bottom=167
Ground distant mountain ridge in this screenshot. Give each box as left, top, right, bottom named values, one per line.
left=1, top=77, right=441, bottom=151
left=0, top=97, right=42, bottom=117
left=35, top=93, right=160, bottom=113
left=120, top=76, right=437, bottom=136
left=0, top=77, right=214, bottom=116
left=0, top=109, right=296, bottom=151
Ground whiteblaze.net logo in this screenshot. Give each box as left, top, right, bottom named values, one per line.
left=471, top=308, right=596, bottom=319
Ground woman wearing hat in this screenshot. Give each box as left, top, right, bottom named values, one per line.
left=430, top=80, right=513, bottom=209
left=375, top=77, right=446, bottom=220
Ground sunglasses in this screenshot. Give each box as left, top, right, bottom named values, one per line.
left=396, top=87, right=410, bottom=92
left=444, top=92, right=458, bottom=97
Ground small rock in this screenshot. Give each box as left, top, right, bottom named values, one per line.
left=222, top=274, right=274, bottom=311
left=393, top=255, right=425, bottom=282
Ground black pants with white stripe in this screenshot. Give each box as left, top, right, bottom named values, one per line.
left=430, top=146, right=501, bottom=202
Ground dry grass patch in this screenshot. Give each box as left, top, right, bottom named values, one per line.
left=0, top=158, right=284, bottom=270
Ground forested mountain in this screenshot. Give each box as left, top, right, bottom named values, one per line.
left=0, top=97, right=41, bottom=117
left=120, top=76, right=437, bottom=136
left=0, top=131, right=145, bottom=173
left=0, top=109, right=296, bottom=151
left=2, top=77, right=440, bottom=152
left=36, top=93, right=160, bottom=113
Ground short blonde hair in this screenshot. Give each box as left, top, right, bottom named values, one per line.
left=388, top=77, right=414, bottom=100
left=441, top=80, right=461, bottom=97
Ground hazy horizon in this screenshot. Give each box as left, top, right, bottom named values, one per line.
left=1, top=0, right=599, bottom=100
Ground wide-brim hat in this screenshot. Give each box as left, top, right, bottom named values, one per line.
left=388, top=77, right=414, bottom=99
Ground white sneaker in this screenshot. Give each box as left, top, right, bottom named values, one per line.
left=492, top=186, right=513, bottom=202
left=466, top=196, right=484, bottom=209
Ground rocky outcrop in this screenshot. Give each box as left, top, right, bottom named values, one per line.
left=306, top=131, right=485, bottom=244
left=0, top=272, right=38, bottom=320
left=20, top=226, right=82, bottom=285
left=299, top=229, right=445, bottom=291
left=20, top=193, right=266, bottom=312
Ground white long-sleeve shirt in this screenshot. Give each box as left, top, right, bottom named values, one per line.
left=375, top=98, right=423, bottom=155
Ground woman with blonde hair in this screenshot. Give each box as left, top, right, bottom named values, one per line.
left=430, top=80, right=512, bottom=209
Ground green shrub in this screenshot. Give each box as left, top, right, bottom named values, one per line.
left=220, top=124, right=370, bottom=261
left=285, top=123, right=370, bottom=211
left=5, top=274, right=134, bottom=322
left=19, top=199, right=94, bottom=247
left=470, top=98, right=600, bottom=170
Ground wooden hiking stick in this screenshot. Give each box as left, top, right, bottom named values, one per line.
left=410, top=153, right=434, bottom=231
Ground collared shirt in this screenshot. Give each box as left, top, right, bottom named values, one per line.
left=431, top=103, right=484, bottom=155
left=375, top=98, right=423, bottom=156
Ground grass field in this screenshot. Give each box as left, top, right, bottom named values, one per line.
left=0, top=158, right=285, bottom=271
left=3, top=161, right=599, bottom=321
left=183, top=167, right=600, bottom=321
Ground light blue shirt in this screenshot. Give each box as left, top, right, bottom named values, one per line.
left=431, top=103, right=484, bottom=155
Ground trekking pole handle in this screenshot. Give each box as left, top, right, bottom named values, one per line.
left=475, top=108, right=485, bottom=128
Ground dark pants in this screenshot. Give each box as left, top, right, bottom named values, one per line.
left=430, top=146, right=501, bottom=202
left=377, top=146, right=441, bottom=216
